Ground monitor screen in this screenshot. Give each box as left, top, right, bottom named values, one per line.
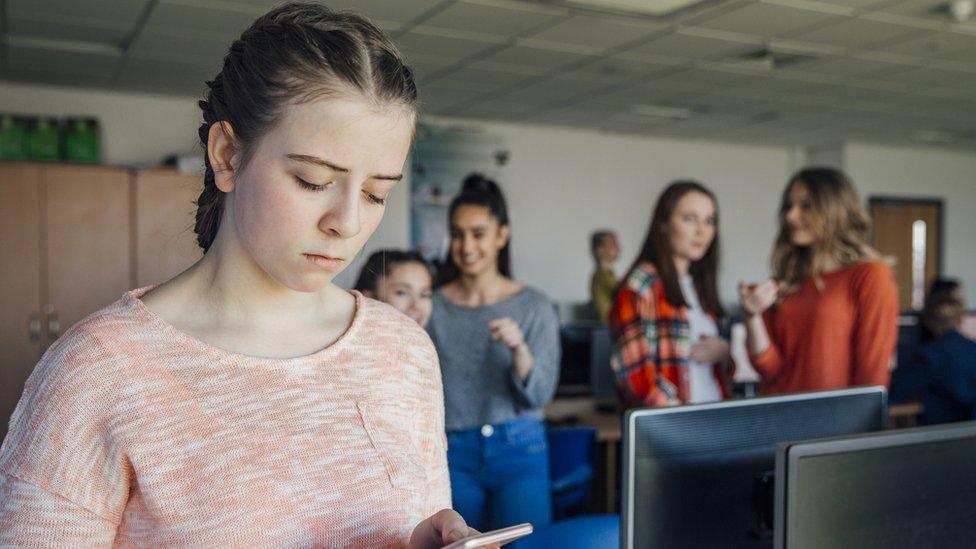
left=622, top=387, right=887, bottom=549
left=777, top=422, right=976, bottom=549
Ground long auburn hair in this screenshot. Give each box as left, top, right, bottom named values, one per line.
left=624, top=180, right=724, bottom=316
left=772, top=167, right=881, bottom=292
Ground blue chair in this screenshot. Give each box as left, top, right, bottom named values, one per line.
left=510, top=514, right=619, bottom=549
left=547, top=426, right=597, bottom=520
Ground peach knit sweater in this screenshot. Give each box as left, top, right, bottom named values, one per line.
left=0, top=288, right=450, bottom=547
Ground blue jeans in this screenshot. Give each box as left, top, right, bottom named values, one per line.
left=447, top=418, right=553, bottom=531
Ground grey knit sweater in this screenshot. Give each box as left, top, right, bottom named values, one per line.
left=427, top=287, right=561, bottom=431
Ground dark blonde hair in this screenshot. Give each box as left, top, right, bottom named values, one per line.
left=194, top=2, right=418, bottom=251
left=772, top=168, right=881, bottom=292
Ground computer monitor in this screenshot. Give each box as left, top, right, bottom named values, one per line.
left=622, top=387, right=887, bottom=549
left=774, top=421, right=976, bottom=549
left=589, top=324, right=616, bottom=398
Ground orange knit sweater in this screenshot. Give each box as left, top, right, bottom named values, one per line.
left=749, top=261, right=899, bottom=395
left=0, top=288, right=450, bottom=547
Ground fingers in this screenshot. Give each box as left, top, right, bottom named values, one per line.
left=433, top=509, right=469, bottom=545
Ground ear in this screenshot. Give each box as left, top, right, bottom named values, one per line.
left=207, top=121, right=241, bottom=193
left=497, top=224, right=511, bottom=249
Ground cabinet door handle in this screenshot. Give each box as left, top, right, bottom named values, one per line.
left=47, top=312, right=61, bottom=341
left=29, top=313, right=42, bottom=343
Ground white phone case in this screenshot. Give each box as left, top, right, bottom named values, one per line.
left=441, top=522, right=533, bottom=549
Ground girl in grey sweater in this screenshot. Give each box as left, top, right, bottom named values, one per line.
left=427, top=174, right=560, bottom=531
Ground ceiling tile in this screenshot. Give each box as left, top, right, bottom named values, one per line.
left=420, top=0, right=567, bottom=37
left=1, top=67, right=114, bottom=89
left=127, top=29, right=227, bottom=66
left=8, top=0, right=150, bottom=26
left=527, top=15, right=664, bottom=51
left=327, top=0, right=445, bottom=24
left=396, top=30, right=504, bottom=62
left=625, top=31, right=759, bottom=61
left=114, top=58, right=214, bottom=96
left=145, top=3, right=257, bottom=41
left=780, top=56, right=908, bottom=78
left=427, top=63, right=537, bottom=91
left=5, top=45, right=119, bottom=77
left=695, top=3, right=843, bottom=38
left=7, top=15, right=131, bottom=46
left=794, top=17, right=930, bottom=49
left=480, top=44, right=598, bottom=70
left=880, top=30, right=976, bottom=61
left=876, top=65, right=976, bottom=87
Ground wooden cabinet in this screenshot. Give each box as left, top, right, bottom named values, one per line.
left=134, top=169, right=202, bottom=288
left=0, top=163, right=202, bottom=440
left=0, top=164, right=44, bottom=442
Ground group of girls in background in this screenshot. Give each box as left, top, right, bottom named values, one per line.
left=355, top=164, right=906, bottom=534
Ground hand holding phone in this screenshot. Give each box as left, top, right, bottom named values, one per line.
left=441, top=523, right=533, bottom=549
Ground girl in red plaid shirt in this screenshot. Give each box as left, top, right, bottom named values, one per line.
left=609, top=181, right=734, bottom=408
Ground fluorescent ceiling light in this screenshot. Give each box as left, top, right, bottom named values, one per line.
left=535, top=0, right=710, bottom=17
left=631, top=103, right=694, bottom=119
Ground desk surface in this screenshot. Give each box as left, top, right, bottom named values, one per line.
left=546, top=397, right=925, bottom=443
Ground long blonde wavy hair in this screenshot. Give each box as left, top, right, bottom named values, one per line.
left=772, top=168, right=882, bottom=293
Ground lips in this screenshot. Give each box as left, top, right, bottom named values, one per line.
left=304, top=253, right=344, bottom=269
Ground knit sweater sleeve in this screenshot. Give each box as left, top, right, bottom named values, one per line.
left=0, top=472, right=117, bottom=546
left=0, top=319, right=131, bottom=542
left=402, top=325, right=452, bottom=515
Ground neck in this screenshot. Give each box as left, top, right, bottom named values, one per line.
left=180, top=226, right=340, bottom=330
left=453, top=268, right=508, bottom=306
left=597, top=259, right=614, bottom=270
left=672, top=255, right=690, bottom=277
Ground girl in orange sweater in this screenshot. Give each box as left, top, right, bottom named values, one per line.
left=739, top=168, right=898, bottom=395
left=0, top=4, right=477, bottom=547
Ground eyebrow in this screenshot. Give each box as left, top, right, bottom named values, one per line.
left=286, top=153, right=402, bottom=181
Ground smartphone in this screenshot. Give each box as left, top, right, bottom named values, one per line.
left=442, top=522, right=533, bottom=549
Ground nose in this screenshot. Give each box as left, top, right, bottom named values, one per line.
left=785, top=205, right=801, bottom=225
left=461, top=233, right=476, bottom=254
left=318, top=183, right=361, bottom=238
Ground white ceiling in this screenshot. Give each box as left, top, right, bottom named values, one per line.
left=2, top=0, right=976, bottom=148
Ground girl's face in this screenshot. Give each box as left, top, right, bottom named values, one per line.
left=375, top=262, right=433, bottom=327
left=784, top=182, right=819, bottom=247
left=223, top=95, right=415, bottom=292
left=449, top=204, right=509, bottom=278
left=667, top=191, right=716, bottom=264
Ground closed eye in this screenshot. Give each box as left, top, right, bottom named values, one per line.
left=364, top=191, right=386, bottom=205
left=296, top=177, right=325, bottom=192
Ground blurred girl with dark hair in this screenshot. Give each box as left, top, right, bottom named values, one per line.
left=354, top=249, right=433, bottom=327
left=609, top=180, right=732, bottom=408
left=427, top=173, right=560, bottom=531
left=739, top=167, right=898, bottom=394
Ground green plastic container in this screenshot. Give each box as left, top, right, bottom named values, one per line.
left=0, top=115, right=29, bottom=160
left=28, top=118, right=62, bottom=162
left=64, top=118, right=100, bottom=163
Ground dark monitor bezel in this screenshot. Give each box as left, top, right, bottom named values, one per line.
left=622, top=386, right=887, bottom=549
left=773, top=421, right=976, bottom=549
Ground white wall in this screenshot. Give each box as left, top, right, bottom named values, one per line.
left=6, top=82, right=974, bottom=308
left=416, top=118, right=793, bottom=307
left=845, top=142, right=976, bottom=306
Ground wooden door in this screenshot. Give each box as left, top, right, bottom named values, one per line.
left=0, top=163, right=43, bottom=441
left=870, top=198, right=942, bottom=311
left=134, top=169, right=202, bottom=287
left=43, top=165, right=132, bottom=349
